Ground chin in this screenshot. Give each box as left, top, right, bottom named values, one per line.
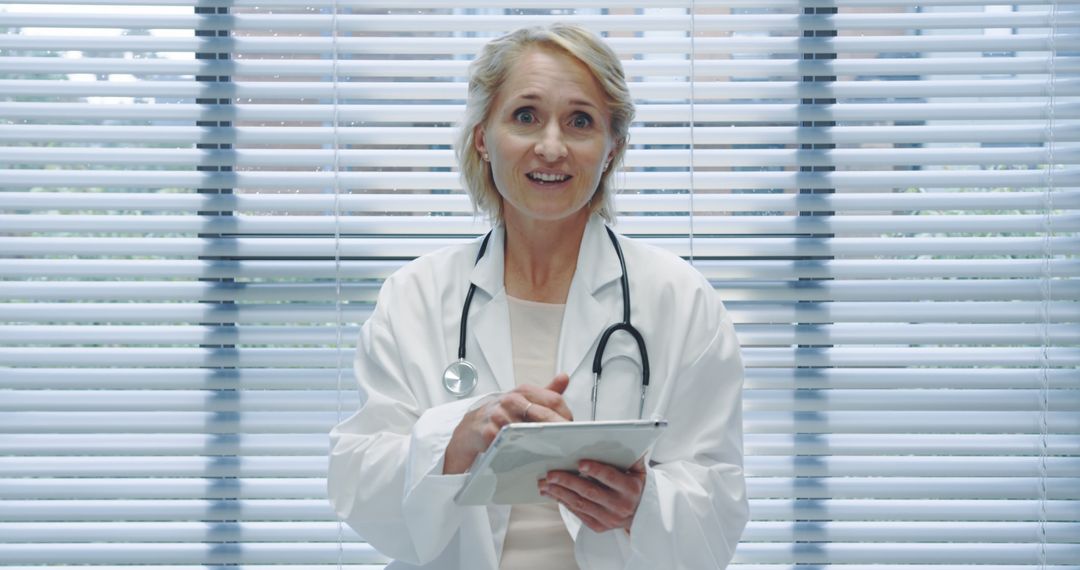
left=500, top=193, right=586, bottom=219
left=524, top=202, right=591, bottom=222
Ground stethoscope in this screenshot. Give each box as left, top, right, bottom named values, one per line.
left=442, top=227, right=650, bottom=421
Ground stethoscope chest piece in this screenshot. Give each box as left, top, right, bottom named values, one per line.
left=443, top=359, right=478, bottom=397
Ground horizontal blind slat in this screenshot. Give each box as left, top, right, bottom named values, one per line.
left=2, top=167, right=1074, bottom=190
left=1, top=498, right=1076, bottom=523
left=3, top=389, right=1076, bottom=412
left=3, top=301, right=1075, bottom=325
left=0, top=12, right=1068, bottom=32
left=2, top=102, right=1075, bottom=125
left=0, top=25, right=1063, bottom=50
left=2, top=258, right=1077, bottom=280
left=9, top=520, right=1077, bottom=545
left=6, top=146, right=1075, bottom=169
left=0, top=542, right=383, bottom=565
left=4, top=123, right=1078, bottom=146
left=1, top=475, right=1077, bottom=500
left=2, top=56, right=1074, bottom=78
left=1, top=346, right=1077, bottom=367
left=4, top=236, right=1077, bottom=258
left=2, top=367, right=1076, bottom=390
left=7, top=213, right=1072, bottom=236
left=3, top=411, right=1077, bottom=435
left=3, top=323, right=1073, bottom=346
left=5, top=190, right=1077, bottom=214
left=2, top=433, right=1074, bottom=457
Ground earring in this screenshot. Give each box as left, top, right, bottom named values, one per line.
left=482, top=153, right=490, bottom=162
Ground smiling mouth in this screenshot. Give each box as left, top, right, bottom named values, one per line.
left=527, top=172, right=571, bottom=184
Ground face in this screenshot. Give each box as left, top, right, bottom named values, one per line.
left=475, top=47, right=618, bottom=225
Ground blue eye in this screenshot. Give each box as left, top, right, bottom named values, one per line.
left=571, top=113, right=593, bottom=129
left=514, top=109, right=536, bottom=124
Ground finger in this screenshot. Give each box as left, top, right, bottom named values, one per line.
left=497, top=392, right=534, bottom=423
left=525, top=373, right=571, bottom=419
left=545, top=373, right=570, bottom=394
left=522, top=401, right=571, bottom=423
left=542, top=477, right=623, bottom=530
left=515, top=383, right=573, bottom=421
left=546, top=471, right=625, bottom=514
left=540, top=484, right=607, bottom=531
left=571, top=508, right=610, bottom=533
left=496, top=388, right=561, bottom=423
left=487, top=409, right=513, bottom=432
left=578, top=460, right=645, bottom=499
left=544, top=374, right=574, bottom=420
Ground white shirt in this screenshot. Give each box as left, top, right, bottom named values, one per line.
left=500, top=295, right=578, bottom=570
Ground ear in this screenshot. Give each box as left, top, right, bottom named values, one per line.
left=474, top=125, right=487, bottom=158
left=603, top=145, right=620, bottom=170
left=606, top=136, right=625, bottom=165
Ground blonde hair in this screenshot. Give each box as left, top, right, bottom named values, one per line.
left=454, top=23, right=635, bottom=223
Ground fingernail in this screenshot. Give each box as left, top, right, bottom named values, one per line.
left=579, top=462, right=589, bottom=473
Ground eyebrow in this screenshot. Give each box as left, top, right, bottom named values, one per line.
left=516, top=92, right=600, bottom=111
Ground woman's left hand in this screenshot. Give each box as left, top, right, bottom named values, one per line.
left=539, top=458, right=646, bottom=534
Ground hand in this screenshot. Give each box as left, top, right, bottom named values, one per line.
left=539, top=458, right=646, bottom=534
left=443, top=374, right=573, bottom=474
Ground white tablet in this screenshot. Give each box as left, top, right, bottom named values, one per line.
left=453, top=419, right=668, bottom=506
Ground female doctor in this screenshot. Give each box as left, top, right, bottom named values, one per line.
left=328, top=23, right=748, bottom=570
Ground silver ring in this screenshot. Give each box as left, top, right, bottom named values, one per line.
left=522, top=402, right=535, bottom=422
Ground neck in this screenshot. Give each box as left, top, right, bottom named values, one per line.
left=502, top=208, right=590, bottom=304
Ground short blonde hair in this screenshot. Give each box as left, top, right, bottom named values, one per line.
left=455, top=23, right=635, bottom=224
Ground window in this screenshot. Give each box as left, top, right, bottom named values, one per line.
left=2, top=1, right=1077, bottom=567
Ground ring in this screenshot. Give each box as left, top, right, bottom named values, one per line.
left=522, top=402, right=535, bottom=421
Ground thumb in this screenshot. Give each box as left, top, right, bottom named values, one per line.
left=545, top=373, right=570, bottom=394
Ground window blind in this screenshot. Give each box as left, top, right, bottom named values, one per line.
left=1, top=1, right=1077, bottom=569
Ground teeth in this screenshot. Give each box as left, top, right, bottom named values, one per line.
left=529, top=172, right=569, bottom=183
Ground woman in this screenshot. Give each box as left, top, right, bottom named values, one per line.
left=328, top=23, right=747, bottom=569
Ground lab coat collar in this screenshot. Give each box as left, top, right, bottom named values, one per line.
left=468, top=226, right=513, bottom=392
left=556, top=215, right=623, bottom=387
left=465, top=214, right=622, bottom=396
left=574, top=213, right=624, bottom=299
left=467, top=214, right=621, bottom=298
left=468, top=225, right=505, bottom=300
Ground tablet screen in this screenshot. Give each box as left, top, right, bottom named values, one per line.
left=454, top=419, right=667, bottom=505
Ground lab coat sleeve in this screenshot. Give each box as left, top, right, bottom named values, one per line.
left=621, top=299, right=748, bottom=569
left=327, top=278, right=485, bottom=565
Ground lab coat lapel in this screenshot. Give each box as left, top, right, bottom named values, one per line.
left=469, top=226, right=517, bottom=393
left=557, top=216, right=622, bottom=397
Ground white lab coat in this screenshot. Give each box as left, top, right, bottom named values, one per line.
left=328, top=214, right=748, bottom=569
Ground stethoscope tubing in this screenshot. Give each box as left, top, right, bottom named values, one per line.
left=457, top=232, right=492, bottom=361
left=444, top=226, right=649, bottom=420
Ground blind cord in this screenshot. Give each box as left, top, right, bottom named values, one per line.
left=1038, top=2, right=1057, bottom=569
left=330, top=1, right=345, bottom=568
left=687, top=0, right=696, bottom=266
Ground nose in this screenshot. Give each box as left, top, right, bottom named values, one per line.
left=534, top=122, right=567, bottom=162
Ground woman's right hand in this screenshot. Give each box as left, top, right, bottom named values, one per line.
left=442, top=373, right=573, bottom=474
